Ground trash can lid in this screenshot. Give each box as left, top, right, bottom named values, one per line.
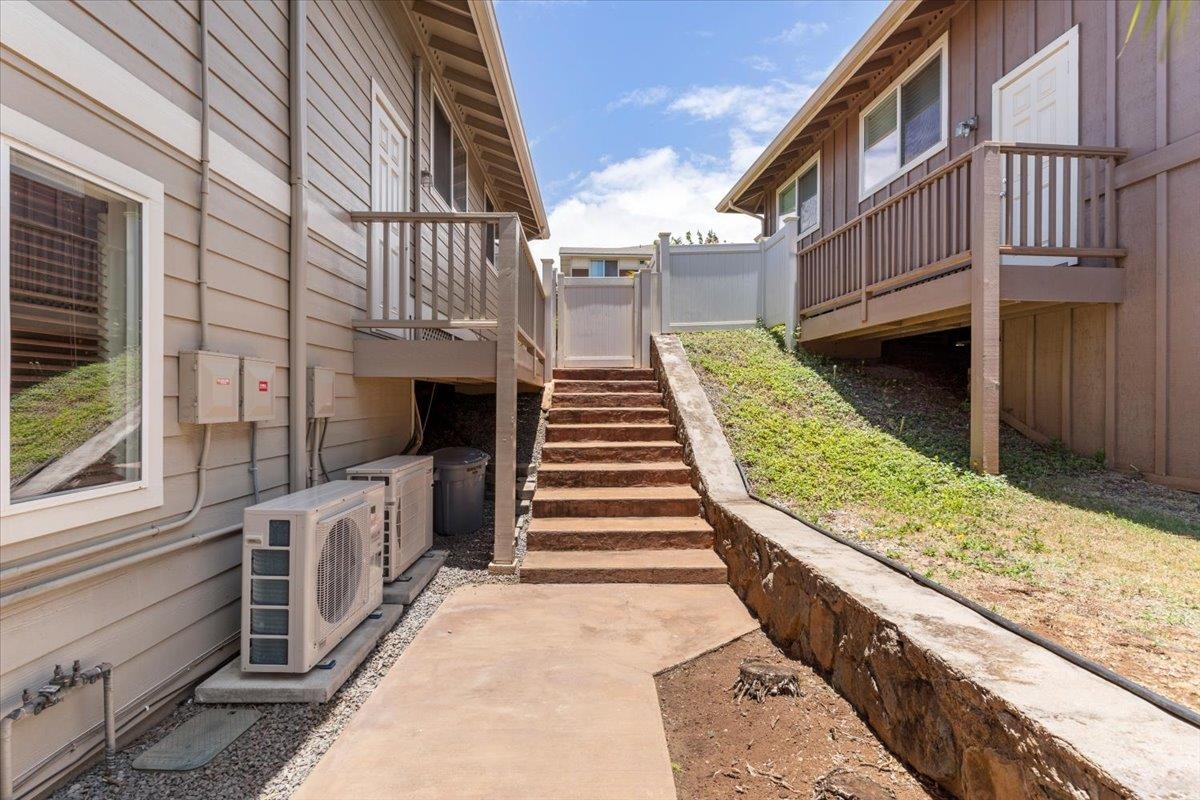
left=431, top=446, right=491, bottom=468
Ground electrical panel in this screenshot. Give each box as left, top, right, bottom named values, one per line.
left=308, top=366, right=335, bottom=418
left=241, top=357, right=276, bottom=422
left=179, top=351, right=240, bottom=424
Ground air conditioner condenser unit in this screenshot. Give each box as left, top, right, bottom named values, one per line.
left=346, top=455, right=434, bottom=581
left=241, top=480, right=385, bottom=673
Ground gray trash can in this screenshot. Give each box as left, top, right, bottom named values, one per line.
left=432, top=447, right=490, bottom=535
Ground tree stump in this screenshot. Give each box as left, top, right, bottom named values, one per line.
left=731, top=659, right=800, bottom=702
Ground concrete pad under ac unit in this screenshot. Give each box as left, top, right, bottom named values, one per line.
left=195, top=604, right=404, bottom=704
left=382, top=549, right=447, bottom=605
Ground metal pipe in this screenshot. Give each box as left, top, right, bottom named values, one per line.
left=288, top=0, right=310, bottom=491
left=197, top=0, right=212, bottom=350
left=248, top=420, right=261, bottom=504
left=1, top=714, right=16, bottom=800
left=0, top=426, right=212, bottom=591
left=0, top=521, right=238, bottom=611
left=100, top=665, right=116, bottom=781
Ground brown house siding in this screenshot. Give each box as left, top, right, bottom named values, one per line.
left=0, top=0, right=519, bottom=793
left=766, top=0, right=1198, bottom=488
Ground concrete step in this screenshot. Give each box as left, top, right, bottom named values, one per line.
left=553, top=368, right=655, bottom=381
left=537, top=461, right=692, bottom=488
left=554, top=380, right=660, bottom=393
left=532, top=486, right=701, bottom=518
left=527, top=516, right=713, bottom=551
left=553, top=392, right=663, bottom=408
left=548, top=406, right=670, bottom=424
left=546, top=423, right=677, bottom=443
left=520, top=549, right=726, bottom=584
left=541, top=441, right=685, bottom=464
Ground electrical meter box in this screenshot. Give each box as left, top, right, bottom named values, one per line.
left=179, top=351, right=240, bottom=424
left=240, top=357, right=276, bottom=422
left=308, top=366, right=335, bottom=418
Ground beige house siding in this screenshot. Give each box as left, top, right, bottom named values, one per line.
left=562, top=255, right=651, bottom=276
left=0, top=0, right=551, bottom=793
left=761, top=0, right=1199, bottom=488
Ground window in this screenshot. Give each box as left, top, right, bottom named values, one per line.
left=775, top=153, right=820, bottom=236
left=858, top=35, right=948, bottom=198
left=484, top=195, right=497, bottom=265
left=570, top=267, right=589, bottom=277
left=589, top=259, right=618, bottom=278
left=1, top=114, right=163, bottom=542
left=432, top=96, right=467, bottom=211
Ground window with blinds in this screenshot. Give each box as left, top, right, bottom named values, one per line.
left=6, top=148, right=143, bottom=503
left=433, top=97, right=467, bottom=212
left=859, top=37, right=947, bottom=196
left=776, top=153, right=820, bottom=236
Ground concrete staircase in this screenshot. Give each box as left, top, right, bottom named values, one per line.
left=520, top=367, right=726, bottom=584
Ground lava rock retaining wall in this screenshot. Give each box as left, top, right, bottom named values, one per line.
left=651, top=334, right=1198, bottom=800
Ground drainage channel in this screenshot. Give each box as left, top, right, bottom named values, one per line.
left=732, top=461, right=1200, bottom=729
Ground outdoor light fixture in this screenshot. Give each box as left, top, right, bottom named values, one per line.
left=420, top=169, right=432, bottom=190
left=954, top=115, right=979, bottom=138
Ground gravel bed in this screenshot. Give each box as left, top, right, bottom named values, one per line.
left=54, top=388, right=546, bottom=800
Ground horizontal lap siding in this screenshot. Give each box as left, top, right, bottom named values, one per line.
left=2, top=1, right=416, bottom=793
left=770, top=0, right=1198, bottom=486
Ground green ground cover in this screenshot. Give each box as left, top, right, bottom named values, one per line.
left=681, top=326, right=1200, bottom=709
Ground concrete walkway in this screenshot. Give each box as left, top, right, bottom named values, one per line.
left=295, top=583, right=757, bottom=800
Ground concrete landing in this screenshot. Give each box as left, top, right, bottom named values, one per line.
left=294, top=583, right=758, bottom=800
left=195, top=604, right=405, bottom=704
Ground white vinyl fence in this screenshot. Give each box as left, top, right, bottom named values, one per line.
left=655, top=223, right=799, bottom=345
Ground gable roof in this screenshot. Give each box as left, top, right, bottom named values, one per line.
left=717, top=0, right=960, bottom=216
left=558, top=245, right=655, bottom=259
left=409, top=0, right=549, bottom=238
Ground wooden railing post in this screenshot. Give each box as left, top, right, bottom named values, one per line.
left=970, top=144, right=1002, bottom=475
left=541, top=258, right=556, bottom=379
left=490, top=214, right=520, bottom=573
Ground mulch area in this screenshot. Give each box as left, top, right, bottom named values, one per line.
left=658, top=630, right=945, bottom=800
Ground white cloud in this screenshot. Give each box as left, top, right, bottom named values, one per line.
left=770, top=20, right=829, bottom=44
left=668, top=80, right=816, bottom=172
left=531, top=78, right=816, bottom=264
left=529, top=147, right=759, bottom=265
left=743, top=55, right=777, bottom=73
left=606, top=85, right=670, bottom=111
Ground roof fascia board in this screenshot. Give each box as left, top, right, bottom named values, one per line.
left=716, top=0, right=921, bottom=214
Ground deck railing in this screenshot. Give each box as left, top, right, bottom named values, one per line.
left=348, top=210, right=549, bottom=571
left=796, top=142, right=1126, bottom=318
left=347, top=211, right=547, bottom=380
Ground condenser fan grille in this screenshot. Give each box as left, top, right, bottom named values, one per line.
left=315, top=509, right=366, bottom=629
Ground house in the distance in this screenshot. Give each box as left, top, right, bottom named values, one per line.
left=716, top=0, right=1198, bottom=491
left=559, top=244, right=654, bottom=277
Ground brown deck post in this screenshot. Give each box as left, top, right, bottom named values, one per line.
left=490, top=214, right=520, bottom=572
left=970, top=145, right=1002, bottom=474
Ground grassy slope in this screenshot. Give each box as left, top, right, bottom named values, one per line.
left=10, top=352, right=138, bottom=484
left=681, top=327, right=1200, bottom=708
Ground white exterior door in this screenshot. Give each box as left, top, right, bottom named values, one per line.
left=993, top=27, right=1078, bottom=264
left=372, top=87, right=410, bottom=320
left=558, top=276, right=638, bottom=368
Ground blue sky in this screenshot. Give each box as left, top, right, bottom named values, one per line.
left=494, top=0, right=888, bottom=261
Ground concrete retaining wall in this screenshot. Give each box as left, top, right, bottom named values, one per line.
left=651, top=334, right=1199, bottom=800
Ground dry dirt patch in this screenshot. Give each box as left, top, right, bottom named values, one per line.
left=658, top=630, right=943, bottom=800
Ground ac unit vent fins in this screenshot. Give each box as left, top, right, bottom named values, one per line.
left=251, top=549, right=289, bottom=576
left=249, top=638, right=288, bottom=665
left=251, top=608, right=289, bottom=635
left=251, top=578, right=289, bottom=606
left=269, top=520, right=291, bottom=547
left=316, top=514, right=364, bottom=626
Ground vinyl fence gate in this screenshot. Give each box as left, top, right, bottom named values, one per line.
left=557, top=275, right=651, bottom=368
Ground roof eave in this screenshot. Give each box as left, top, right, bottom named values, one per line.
left=472, top=1, right=550, bottom=239
left=716, top=0, right=921, bottom=215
